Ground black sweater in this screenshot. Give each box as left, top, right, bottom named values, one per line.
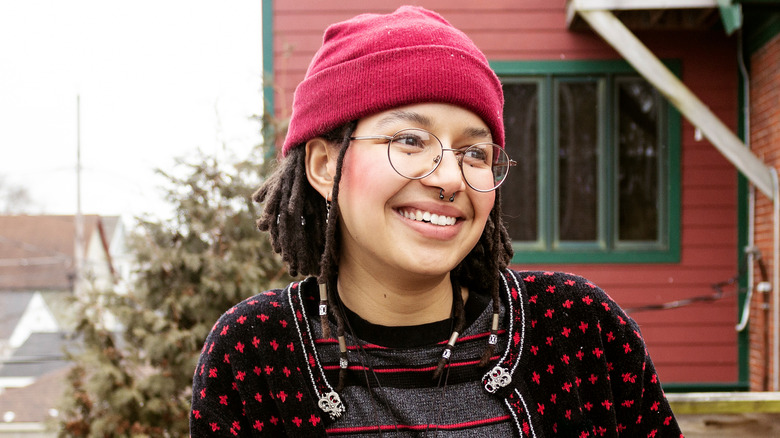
left=191, top=270, right=682, bottom=437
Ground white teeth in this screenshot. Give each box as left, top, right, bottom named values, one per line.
left=401, top=209, right=457, bottom=226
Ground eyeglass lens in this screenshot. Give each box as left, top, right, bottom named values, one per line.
left=386, top=128, right=510, bottom=191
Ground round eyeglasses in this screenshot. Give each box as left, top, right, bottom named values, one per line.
left=349, top=128, right=516, bottom=192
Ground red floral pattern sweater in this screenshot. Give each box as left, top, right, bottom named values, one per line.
left=191, top=270, right=683, bottom=437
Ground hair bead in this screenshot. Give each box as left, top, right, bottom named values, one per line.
left=488, top=313, right=500, bottom=345
left=441, top=331, right=460, bottom=361
left=319, top=282, right=330, bottom=339
left=338, top=335, right=348, bottom=369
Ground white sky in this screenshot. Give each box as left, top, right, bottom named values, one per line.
left=0, top=1, right=263, bottom=220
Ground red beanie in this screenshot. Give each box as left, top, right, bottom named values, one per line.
left=281, top=5, right=504, bottom=155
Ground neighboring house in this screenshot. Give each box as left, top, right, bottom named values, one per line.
left=0, top=215, right=126, bottom=295
left=0, top=332, right=74, bottom=391
left=264, top=1, right=780, bottom=392
left=0, top=292, right=59, bottom=383
left=0, top=215, right=127, bottom=435
left=0, top=368, right=69, bottom=438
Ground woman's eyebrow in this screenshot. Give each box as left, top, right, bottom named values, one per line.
left=375, top=110, right=433, bottom=129
left=375, top=110, right=492, bottom=141
left=464, top=126, right=492, bottom=141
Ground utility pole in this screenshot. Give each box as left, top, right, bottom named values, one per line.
left=74, top=95, right=84, bottom=296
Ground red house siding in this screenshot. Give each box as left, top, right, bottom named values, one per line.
left=271, top=1, right=741, bottom=385
left=749, top=32, right=780, bottom=391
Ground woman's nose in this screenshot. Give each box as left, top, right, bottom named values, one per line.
left=423, top=148, right=466, bottom=194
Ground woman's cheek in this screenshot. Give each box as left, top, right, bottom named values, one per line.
left=340, top=152, right=395, bottom=197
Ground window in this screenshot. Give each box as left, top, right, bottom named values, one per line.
left=494, top=61, right=681, bottom=264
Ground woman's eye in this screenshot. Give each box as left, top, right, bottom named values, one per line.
left=464, top=147, right=487, bottom=161
left=393, top=135, right=425, bottom=149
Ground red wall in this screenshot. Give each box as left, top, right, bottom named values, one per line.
left=749, top=32, right=780, bottom=391
left=271, top=0, right=742, bottom=385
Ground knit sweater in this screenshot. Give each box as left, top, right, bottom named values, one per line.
left=190, top=270, right=682, bottom=437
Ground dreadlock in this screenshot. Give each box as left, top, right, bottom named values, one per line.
left=253, top=123, right=356, bottom=277
left=253, top=121, right=514, bottom=386
left=253, top=122, right=356, bottom=391
left=457, top=190, right=513, bottom=366
left=317, top=128, right=354, bottom=391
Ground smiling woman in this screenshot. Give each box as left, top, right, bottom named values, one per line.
left=310, top=103, right=498, bottom=326
left=190, top=6, right=682, bottom=438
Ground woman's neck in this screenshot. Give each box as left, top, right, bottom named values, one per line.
left=336, top=266, right=462, bottom=327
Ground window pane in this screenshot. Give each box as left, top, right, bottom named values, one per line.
left=558, top=81, right=599, bottom=241
left=617, top=79, right=659, bottom=241
left=501, top=82, right=538, bottom=242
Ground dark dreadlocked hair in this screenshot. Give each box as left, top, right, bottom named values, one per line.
left=252, top=122, right=514, bottom=385
left=253, top=123, right=355, bottom=278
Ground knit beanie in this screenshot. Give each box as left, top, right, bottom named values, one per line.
left=281, top=5, right=504, bottom=155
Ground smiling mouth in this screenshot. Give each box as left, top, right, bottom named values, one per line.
left=398, top=208, right=458, bottom=226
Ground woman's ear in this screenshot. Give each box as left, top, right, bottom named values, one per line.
left=305, top=137, right=337, bottom=200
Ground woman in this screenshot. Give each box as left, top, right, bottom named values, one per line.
left=190, top=6, right=682, bottom=437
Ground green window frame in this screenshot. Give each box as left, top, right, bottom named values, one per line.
left=493, top=60, right=681, bottom=264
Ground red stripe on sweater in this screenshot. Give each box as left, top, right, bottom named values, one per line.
left=315, top=330, right=507, bottom=348
left=326, top=414, right=511, bottom=434
left=322, top=356, right=500, bottom=372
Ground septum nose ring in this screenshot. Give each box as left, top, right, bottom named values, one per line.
left=439, top=188, right=455, bottom=202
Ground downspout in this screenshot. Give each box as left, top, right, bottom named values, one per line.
left=736, top=29, right=777, bottom=391
left=733, top=30, right=758, bottom=389
left=735, top=28, right=753, bottom=334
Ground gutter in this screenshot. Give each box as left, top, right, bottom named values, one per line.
left=567, top=0, right=779, bottom=390
left=0, top=423, right=49, bottom=432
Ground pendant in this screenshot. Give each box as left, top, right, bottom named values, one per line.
left=482, top=366, right=512, bottom=393
left=318, top=391, right=346, bottom=419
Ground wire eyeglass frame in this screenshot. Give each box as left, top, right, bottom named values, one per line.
left=349, top=128, right=516, bottom=192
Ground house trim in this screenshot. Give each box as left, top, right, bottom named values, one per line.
left=0, top=377, right=35, bottom=389
left=262, top=0, right=275, bottom=154
left=263, top=0, right=274, bottom=114
left=664, top=381, right=749, bottom=392
left=0, top=423, right=48, bottom=432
